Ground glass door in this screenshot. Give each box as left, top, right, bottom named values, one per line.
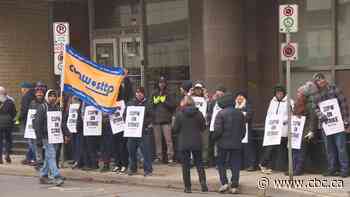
left=93, top=39, right=118, bottom=66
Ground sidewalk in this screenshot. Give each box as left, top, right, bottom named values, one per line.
left=0, top=155, right=349, bottom=197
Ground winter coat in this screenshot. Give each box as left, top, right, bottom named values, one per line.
left=19, top=89, right=35, bottom=124
left=172, top=106, right=205, bottom=151
left=33, top=103, right=64, bottom=143
left=151, top=90, right=176, bottom=124
left=0, top=98, right=17, bottom=129
left=235, top=100, right=254, bottom=133
left=118, top=77, right=134, bottom=103
left=212, top=103, right=245, bottom=150
left=127, top=97, right=153, bottom=136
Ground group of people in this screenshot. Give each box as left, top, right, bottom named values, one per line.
left=0, top=71, right=349, bottom=194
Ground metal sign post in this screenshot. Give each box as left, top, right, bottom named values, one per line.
left=280, top=4, right=298, bottom=180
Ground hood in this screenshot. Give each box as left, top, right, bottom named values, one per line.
left=45, top=89, right=57, bottom=103
left=182, top=106, right=199, bottom=117
left=272, top=96, right=287, bottom=102
left=217, top=93, right=234, bottom=109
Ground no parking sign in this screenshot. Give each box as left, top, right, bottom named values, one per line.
left=279, top=5, right=298, bottom=33
left=281, top=42, right=298, bottom=61
left=53, top=22, right=70, bottom=75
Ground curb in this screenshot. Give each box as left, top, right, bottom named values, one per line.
left=0, top=164, right=346, bottom=197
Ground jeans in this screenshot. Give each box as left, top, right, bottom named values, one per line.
left=127, top=132, right=153, bottom=173
left=101, top=124, right=113, bottom=164
left=0, top=128, right=12, bottom=158
left=217, top=148, right=241, bottom=188
left=113, top=132, right=128, bottom=168
left=323, top=131, right=349, bottom=173
left=72, top=133, right=82, bottom=162
left=83, top=136, right=99, bottom=168
left=26, top=138, right=37, bottom=161
left=153, top=124, right=174, bottom=160
left=242, top=137, right=257, bottom=168
left=40, top=140, right=60, bottom=178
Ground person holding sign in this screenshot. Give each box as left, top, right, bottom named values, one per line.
left=259, top=85, right=293, bottom=174
left=212, top=93, right=245, bottom=194
left=151, top=76, right=176, bottom=164
left=311, top=73, right=350, bottom=177
left=173, top=96, right=208, bottom=193
left=33, top=89, right=64, bottom=186
left=234, top=91, right=256, bottom=171
left=126, top=87, right=153, bottom=177
left=290, top=83, right=318, bottom=176
left=190, top=82, right=210, bottom=167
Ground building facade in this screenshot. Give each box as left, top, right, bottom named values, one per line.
left=1, top=0, right=350, bottom=124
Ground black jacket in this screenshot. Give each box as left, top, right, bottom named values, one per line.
left=118, top=77, right=134, bottom=103
left=19, top=89, right=35, bottom=124
left=0, top=98, right=17, bottom=129
left=172, top=106, right=205, bottom=151
left=33, top=103, right=66, bottom=143
left=212, top=101, right=245, bottom=149
left=151, top=89, right=176, bottom=124
left=127, top=97, right=153, bottom=136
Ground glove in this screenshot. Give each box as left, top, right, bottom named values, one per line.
left=159, top=95, right=167, bottom=103
left=304, top=131, right=314, bottom=141
left=153, top=96, right=160, bottom=105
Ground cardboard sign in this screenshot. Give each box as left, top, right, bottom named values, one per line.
left=109, top=101, right=126, bottom=134
left=67, top=103, right=80, bottom=133
left=83, top=106, right=102, bottom=136
left=319, top=98, right=345, bottom=136
left=47, top=111, right=64, bottom=144
left=24, top=109, right=37, bottom=139
left=124, top=106, right=145, bottom=138
left=263, top=115, right=283, bottom=146
left=291, top=115, right=306, bottom=149
left=192, top=96, right=207, bottom=117
left=242, top=123, right=249, bottom=143
left=209, top=102, right=222, bottom=132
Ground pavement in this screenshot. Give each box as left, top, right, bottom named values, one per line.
left=0, top=155, right=349, bottom=197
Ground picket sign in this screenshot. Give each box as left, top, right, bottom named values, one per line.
left=24, top=109, right=37, bottom=139
left=47, top=111, right=64, bottom=144
left=67, top=103, right=80, bottom=133
left=319, top=98, right=345, bottom=136
left=109, top=100, right=126, bottom=134
left=263, top=114, right=283, bottom=146
left=192, top=96, right=207, bottom=117
left=124, top=106, right=145, bottom=138
left=83, top=106, right=102, bottom=136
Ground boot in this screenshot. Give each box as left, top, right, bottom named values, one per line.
left=182, top=166, right=191, bottom=193
left=5, top=154, right=11, bottom=164
left=197, top=167, right=208, bottom=192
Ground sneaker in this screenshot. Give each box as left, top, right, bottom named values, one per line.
left=230, top=187, right=240, bottom=194
left=184, top=187, right=192, bottom=193
left=168, top=159, right=175, bottom=165
left=21, top=159, right=29, bottom=165
left=259, top=164, right=272, bottom=174
left=218, top=184, right=229, bottom=193
left=246, top=166, right=256, bottom=172
left=144, top=172, right=153, bottom=177
left=119, top=166, right=127, bottom=174
left=323, top=170, right=337, bottom=177
left=39, top=176, right=51, bottom=184
left=112, top=166, right=120, bottom=172
left=54, top=177, right=64, bottom=186
left=340, top=171, right=348, bottom=178
left=5, top=155, right=11, bottom=164
left=71, top=162, right=79, bottom=169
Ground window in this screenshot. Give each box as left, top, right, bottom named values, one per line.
left=338, top=0, right=350, bottom=64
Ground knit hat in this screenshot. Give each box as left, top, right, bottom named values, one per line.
left=312, top=73, right=326, bottom=81
left=235, top=91, right=247, bottom=99
left=217, top=92, right=234, bottom=108
left=181, top=80, right=193, bottom=92
left=215, top=84, right=226, bottom=93
left=20, top=82, right=33, bottom=89
left=273, top=84, right=286, bottom=95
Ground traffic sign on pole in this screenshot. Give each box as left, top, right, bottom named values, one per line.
left=54, top=22, right=70, bottom=75
left=279, top=5, right=298, bottom=33
left=281, top=42, right=298, bottom=61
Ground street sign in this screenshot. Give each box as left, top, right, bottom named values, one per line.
left=281, top=42, right=298, bottom=61
left=53, top=22, right=70, bottom=75
left=279, top=5, right=298, bottom=33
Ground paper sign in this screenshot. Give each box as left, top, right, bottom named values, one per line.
left=242, top=123, right=249, bottom=143
left=192, top=96, right=207, bottom=117
left=47, top=111, right=64, bottom=144
left=67, top=103, right=80, bottom=133
left=319, top=98, right=345, bottom=136
left=124, top=106, right=145, bottom=138
left=263, top=114, right=283, bottom=146
left=110, top=101, right=126, bottom=134
left=291, top=115, right=306, bottom=149
left=209, top=102, right=222, bottom=132
left=24, top=109, right=37, bottom=139
left=83, top=106, right=102, bottom=136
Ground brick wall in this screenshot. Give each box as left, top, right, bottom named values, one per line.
left=0, top=0, right=52, bottom=106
